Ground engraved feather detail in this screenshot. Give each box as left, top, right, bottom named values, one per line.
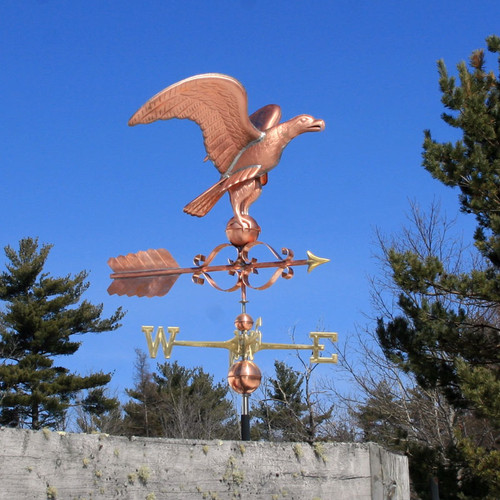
left=128, top=74, right=261, bottom=175
left=107, top=249, right=180, bottom=297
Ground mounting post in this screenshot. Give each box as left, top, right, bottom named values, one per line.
left=241, top=393, right=250, bottom=441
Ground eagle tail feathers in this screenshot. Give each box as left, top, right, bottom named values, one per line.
left=183, top=179, right=227, bottom=217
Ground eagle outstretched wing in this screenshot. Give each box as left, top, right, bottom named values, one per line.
left=128, top=73, right=263, bottom=176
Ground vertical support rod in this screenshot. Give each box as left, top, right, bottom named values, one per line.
left=239, top=280, right=251, bottom=440
left=241, top=393, right=250, bottom=441
left=430, top=476, right=440, bottom=500
left=240, top=282, right=248, bottom=315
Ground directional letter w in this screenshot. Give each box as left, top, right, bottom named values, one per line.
left=142, top=326, right=179, bottom=359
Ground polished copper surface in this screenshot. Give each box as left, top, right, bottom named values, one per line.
left=227, top=360, right=262, bottom=394
left=225, top=215, right=260, bottom=246
left=108, top=241, right=329, bottom=298
left=234, top=313, right=254, bottom=332
left=107, top=248, right=179, bottom=297
left=128, top=73, right=324, bottom=228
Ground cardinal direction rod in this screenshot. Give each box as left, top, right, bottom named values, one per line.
left=244, top=330, right=338, bottom=364
left=142, top=324, right=338, bottom=365
left=142, top=326, right=244, bottom=365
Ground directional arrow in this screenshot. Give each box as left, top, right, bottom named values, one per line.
left=108, top=244, right=329, bottom=298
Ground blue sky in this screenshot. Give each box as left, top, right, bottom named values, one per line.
left=1, top=1, right=499, bottom=398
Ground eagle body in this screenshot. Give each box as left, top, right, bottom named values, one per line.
left=128, top=74, right=324, bottom=226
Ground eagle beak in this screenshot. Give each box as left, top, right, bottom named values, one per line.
left=309, top=119, right=325, bottom=132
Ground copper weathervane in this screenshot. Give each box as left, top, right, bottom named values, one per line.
left=108, top=73, right=336, bottom=440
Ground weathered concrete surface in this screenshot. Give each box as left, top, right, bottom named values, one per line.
left=0, top=427, right=409, bottom=499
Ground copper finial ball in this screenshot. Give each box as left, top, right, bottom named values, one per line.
left=225, top=216, right=261, bottom=247
left=235, top=313, right=254, bottom=332
left=228, top=360, right=262, bottom=394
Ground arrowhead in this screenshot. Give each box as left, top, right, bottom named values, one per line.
left=306, top=251, right=330, bottom=273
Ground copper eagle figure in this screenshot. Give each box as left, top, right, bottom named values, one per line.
left=128, top=73, right=325, bottom=230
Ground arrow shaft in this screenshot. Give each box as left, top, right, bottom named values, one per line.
left=110, top=258, right=309, bottom=280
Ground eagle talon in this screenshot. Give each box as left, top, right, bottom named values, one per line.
left=238, top=218, right=251, bottom=230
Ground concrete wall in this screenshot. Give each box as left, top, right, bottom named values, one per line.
left=0, top=427, right=409, bottom=499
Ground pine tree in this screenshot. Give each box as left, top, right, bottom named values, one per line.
left=154, top=361, right=237, bottom=439
left=121, top=349, right=163, bottom=437
left=75, top=388, right=123, bottom=435
left=253, top=360, right=332, bottom=443
left=123, top=351, right=238, bottom=439
left=376, top=36, right=500, bottom=498
left=353, top=379, right=471, bottom=499
left=0, top=237, right=124, bottom=430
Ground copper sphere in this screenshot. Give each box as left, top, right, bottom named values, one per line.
left=225, top=216, right=261, bottom=247
left=228, top=360, right=262, bottom=394
left=234, top=313, right=254, bottom=332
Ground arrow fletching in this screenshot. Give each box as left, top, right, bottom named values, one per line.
left=108, top=248, right=180, bottom=297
